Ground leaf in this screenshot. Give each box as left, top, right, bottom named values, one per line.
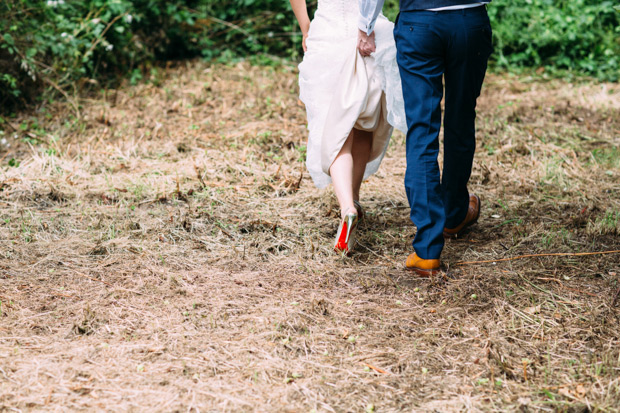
left=575, top=384, right=586, bottom=397
left=558, top=387, right=571, bottom=398
left=3, top=33, right=14, bottom=45
left=524, top=305, right=542, bottom=315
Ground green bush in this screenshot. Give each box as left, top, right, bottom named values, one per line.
left=0, top=0, right=306, bottom=112
left=488, top=0, right=619, bottom=81
left=0, top=0, right=618, bottom=113
left=1, top=0, right=137, bottom=109
left=384, top=0, right=619, bottom=81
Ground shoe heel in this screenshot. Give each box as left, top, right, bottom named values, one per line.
left=334, top=212, right=358, bottom=253
left=343, top=213, right=357, bottom=244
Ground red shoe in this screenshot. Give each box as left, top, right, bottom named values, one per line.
left=405, top=253, right=441, bottom=277
left=443, top=194, right=480, bottom=238
left=334, top=209, right=358, bottom=254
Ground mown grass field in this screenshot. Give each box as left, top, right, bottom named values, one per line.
left=1, top=61, right=619, bottom=412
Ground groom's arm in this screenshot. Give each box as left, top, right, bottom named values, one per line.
left=358, top=0, right=385, bottom=35
left=357, top=0, right=385, bottom=56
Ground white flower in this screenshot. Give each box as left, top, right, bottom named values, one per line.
left=60, top=32, right=67, bottom=38
left=92, top=18, right=101, bottom=25
left=105, top=44, right=114, bottom=52
left=125, top=14, right=133, bottom=24
left=1, top=138, right=7, bottom=146
left=46, top=0, right=58, bottom=6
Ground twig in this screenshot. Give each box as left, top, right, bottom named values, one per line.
left=361, top=362, right=390, bottom=375
left=42, top=76, right=80, bottom=117
left=519, top=274, right=570, bottom=302
left=51, top=292, right=77, bottom=299
left=84, top=13, right=127, bottom=58
left=3, top=122, right=18, bottom=132
left=74, top=271, right=114, bottom=287
left=456, top=250, right=620, bottom=266
left=293, top=168, right=303, bottom=191
left=216, top=224, right=235, bottom=240
left=562, top=286, right=598, bottom=298
left=0, top=200, right=34, bottom=208
left=19, top=311, right=56, bottom=321
left=357, top=243, right=401, bottom=268
left=194, top=164, right=207, bottom=188
left=73, top=271, right=156, bottom=299
left=612, top=287, right=620, bottom=307
left=0, top=151, right=10, bottom=164
left=536, top=277, right=563, bottom=283
left=202, top=16, right=252, bottom=36
left=536, top=277, right=599, bottom=298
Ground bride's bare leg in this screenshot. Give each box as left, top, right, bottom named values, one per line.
left=330, top=130, right=356, bottom=218
left=351, top=129, right=373, bottom=202
left=330, top=128, right=373, bottom=218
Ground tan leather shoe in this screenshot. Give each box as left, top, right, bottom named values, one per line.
left=443, top=194, right=480, bottom=238
left=405, top=253, right=441, bottom=277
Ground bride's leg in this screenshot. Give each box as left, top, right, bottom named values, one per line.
left=330, top=128, right=372, bottom=253
left=330, top=128, right=373, bottom=217
left=351, top=129, right=373, bottom=201
left=330, top=130, right=357, bottom=218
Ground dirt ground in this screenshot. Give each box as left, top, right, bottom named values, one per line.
left=1, top=61, right=619, bottom=412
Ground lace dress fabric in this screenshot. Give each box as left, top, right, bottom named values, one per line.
left=298, top=0, right=406, bottom=188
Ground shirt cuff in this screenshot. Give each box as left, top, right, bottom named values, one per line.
left=358, top=16, right=375, bottom=35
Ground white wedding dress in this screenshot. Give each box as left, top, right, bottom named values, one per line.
left=298, top=0, right=407, bottom=189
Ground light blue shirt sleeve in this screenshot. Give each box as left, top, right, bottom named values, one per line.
left=358, top=0, right=386, bottom=35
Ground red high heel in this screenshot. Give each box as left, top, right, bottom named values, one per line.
left=334, top=209, right=358, bottom=254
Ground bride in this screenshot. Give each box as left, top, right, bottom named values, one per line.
left=290, top=0, right=406, bottom=253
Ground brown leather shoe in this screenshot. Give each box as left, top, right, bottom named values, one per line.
left=443, top=194, right=480, bottom=238
left=405, top=253, right=441, bottom=277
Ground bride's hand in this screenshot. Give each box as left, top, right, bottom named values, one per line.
left=357, top=29, right=376, bottom=57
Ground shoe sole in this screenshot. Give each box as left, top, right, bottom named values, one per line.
left=334, top=221, right=357, bottom=254
left=334, top=221, right=349, bottom=252
left=405, top=266, right=441, bottom=277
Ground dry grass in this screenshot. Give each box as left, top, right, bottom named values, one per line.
left=1, top=60, right=619, bottom=412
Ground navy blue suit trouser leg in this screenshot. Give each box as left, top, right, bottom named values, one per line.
left=394, top=7, right=493, bottom=260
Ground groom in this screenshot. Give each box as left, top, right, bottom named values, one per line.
left=357, top=0, right=493, bottom=276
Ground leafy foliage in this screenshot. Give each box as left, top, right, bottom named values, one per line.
left=0, top=0, right=618, bottom=112
left=380, top=0, right=619, bottom=81
left=1, top=0, right=136, bottom=108
left=0, top=0, right=310, bottom=111
left=488, top=0, right=619, bottom=81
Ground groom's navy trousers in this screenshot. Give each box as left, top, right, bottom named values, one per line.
left=394, top=6, right=493, bottom=259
